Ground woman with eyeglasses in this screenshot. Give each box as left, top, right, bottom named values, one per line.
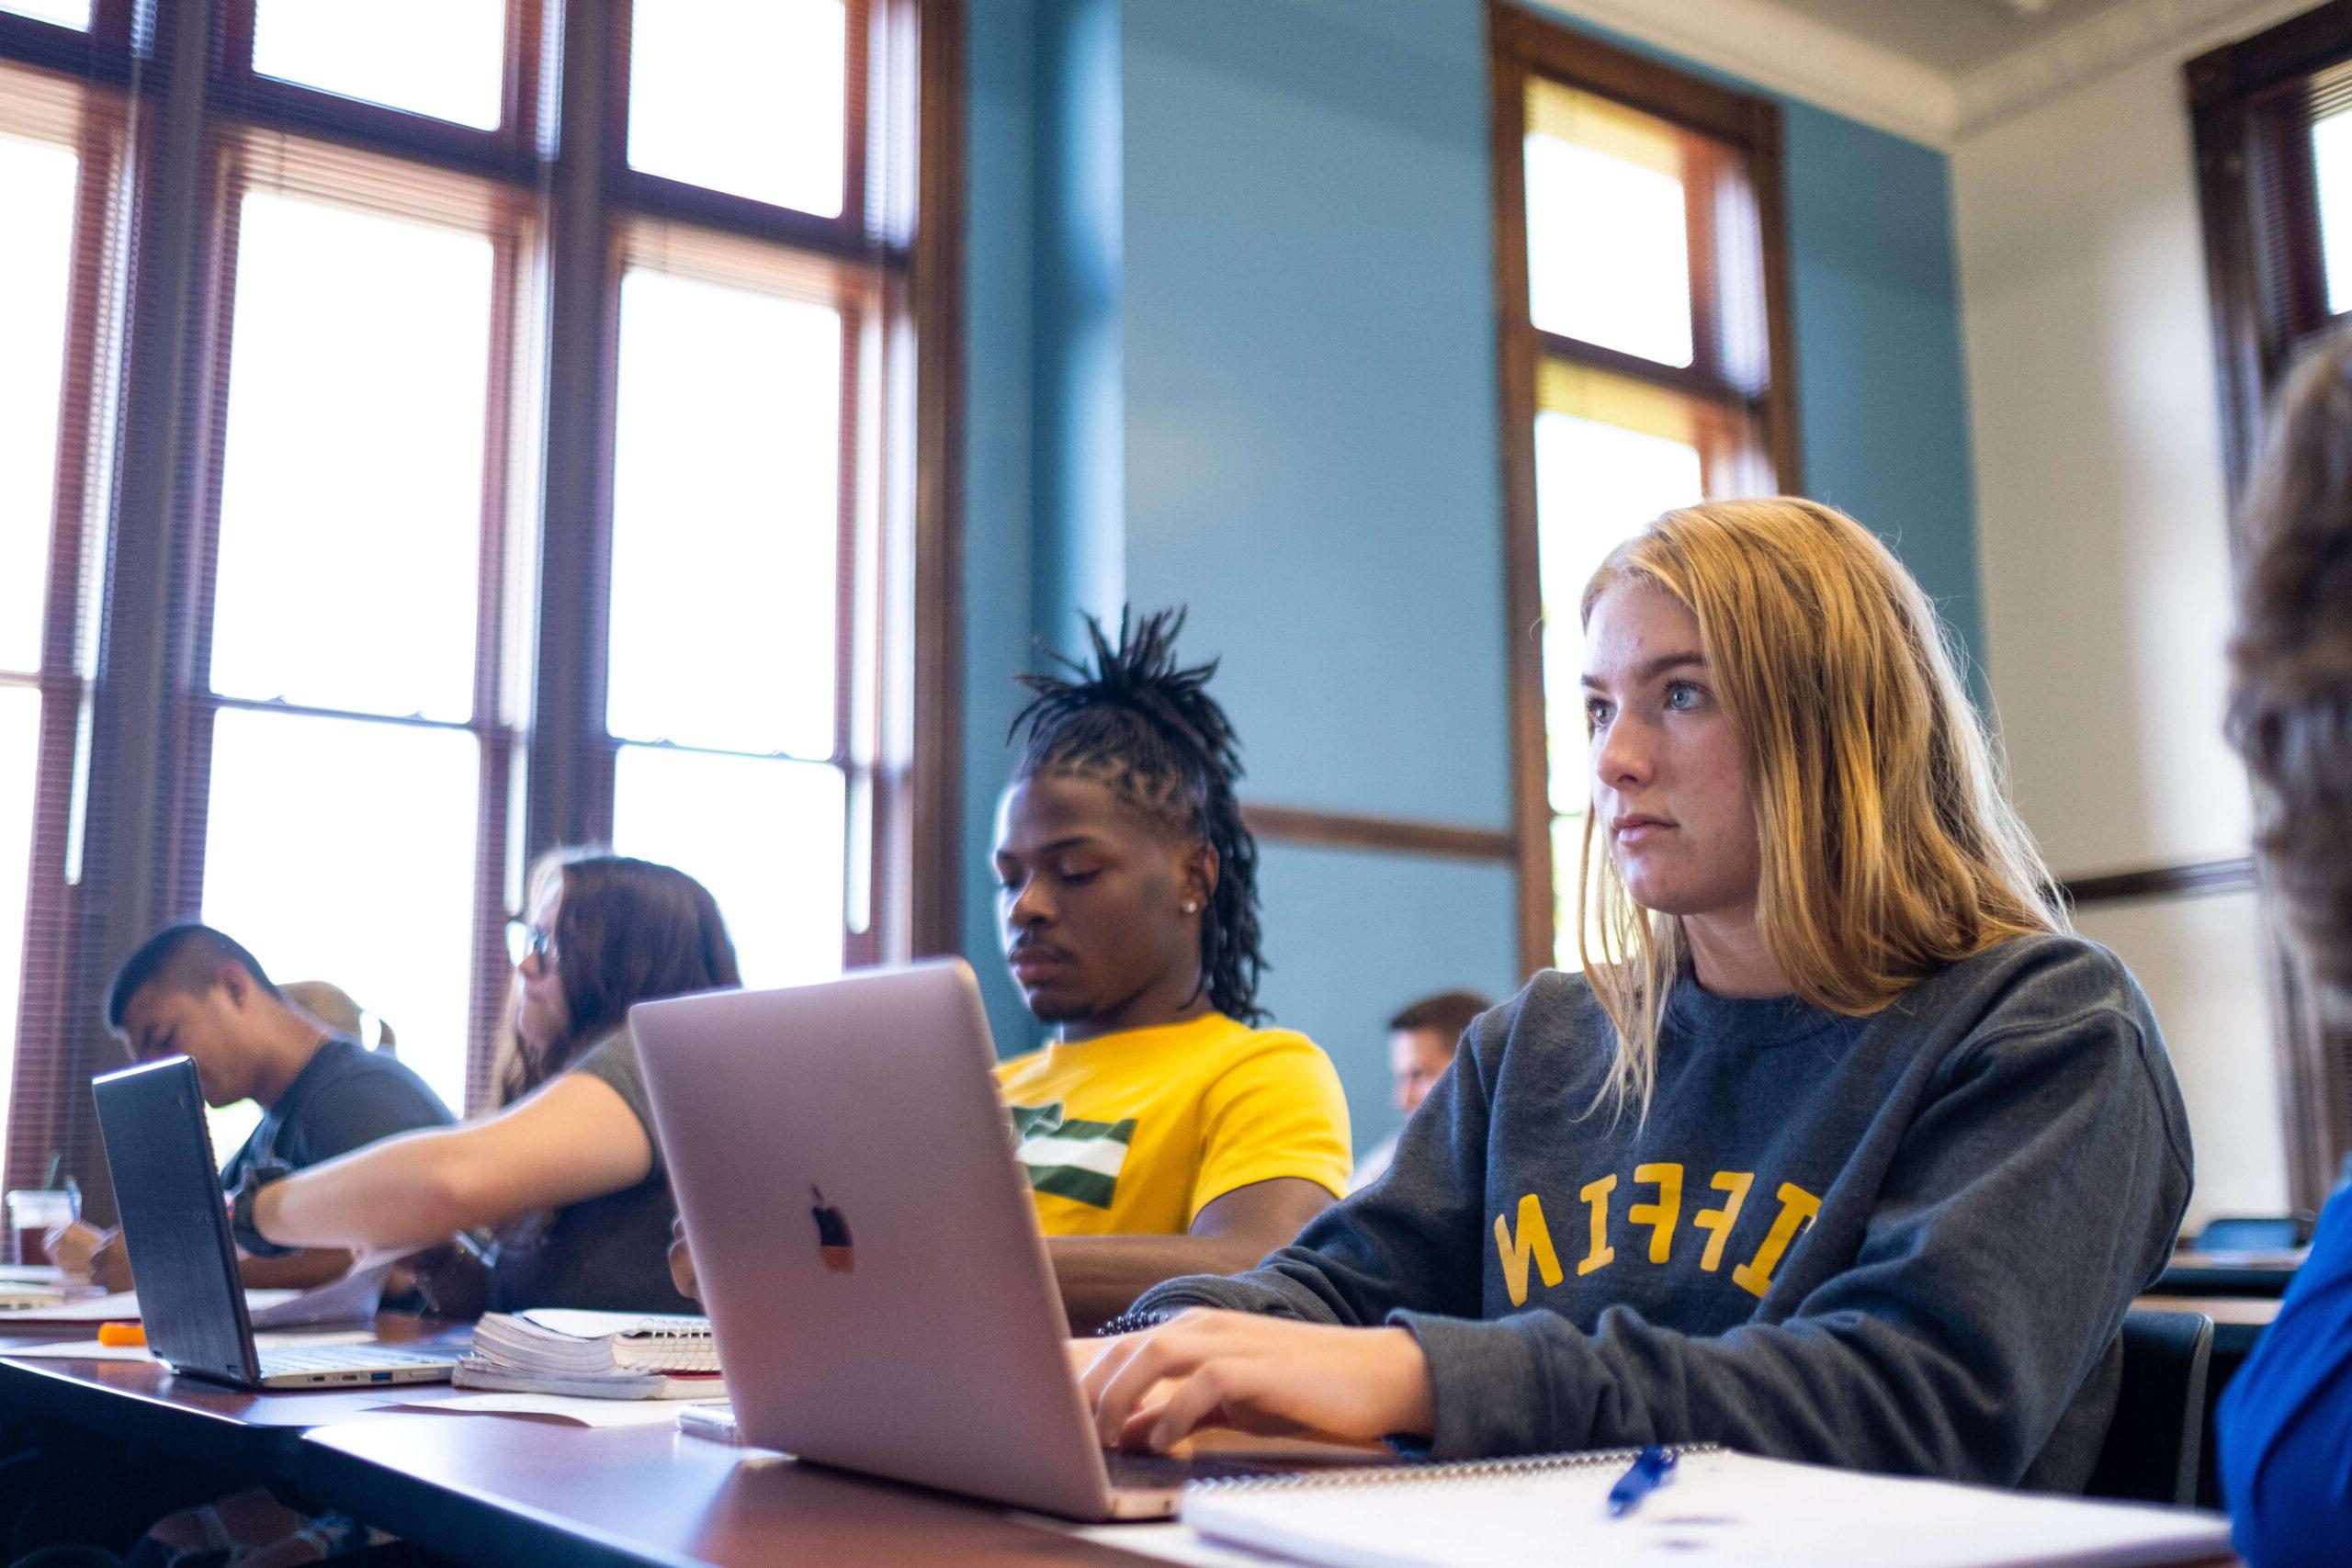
left=235, top=850, right=740, bottom=1314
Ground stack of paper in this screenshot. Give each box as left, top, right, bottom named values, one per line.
left=456, top=1308, right=723, bottom=1400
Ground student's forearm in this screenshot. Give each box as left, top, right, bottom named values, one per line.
left=1047, top=1233, right=1277, bottom=1334
left=251, top=1130, right=475, bottom=1251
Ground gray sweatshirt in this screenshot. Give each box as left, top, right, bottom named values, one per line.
left=1132, top=933, right=2192, bottom=1487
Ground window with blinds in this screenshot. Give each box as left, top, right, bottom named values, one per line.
left=0, top=0, right=959, bottom=1186
left=1489, top=4, right=1800, bottom=977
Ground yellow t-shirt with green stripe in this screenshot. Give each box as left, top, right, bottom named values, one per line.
left=992, top=1013, right=1352, bottom=1236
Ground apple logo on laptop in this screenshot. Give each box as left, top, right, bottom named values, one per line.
left=811, top=1186, right=854, bottom=1272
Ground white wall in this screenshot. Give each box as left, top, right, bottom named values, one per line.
left=1953, top=48, right=2288, bottom=1225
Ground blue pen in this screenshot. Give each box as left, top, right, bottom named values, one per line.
left=1606, top=1445, right=1677, bottom=1517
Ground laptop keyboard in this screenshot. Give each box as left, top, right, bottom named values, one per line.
left=256, top=1344, right=454, bottom=1375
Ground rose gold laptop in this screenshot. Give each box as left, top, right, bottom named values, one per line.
left=632, top=960, right=1377, bottom=1520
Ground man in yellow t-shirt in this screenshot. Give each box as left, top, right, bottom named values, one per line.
left=989, top=610, right=1351, bottom=1329
left=997, top=1013, right=1351, bottom=1240
left=669, top=611, right=1353, bottom=1328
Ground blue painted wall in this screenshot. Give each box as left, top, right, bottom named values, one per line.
left=963, top=0, right=1043, bottom=1055
left=1254, top=842, right=1523, bottom=1155
left=1118, top=0, right=1511, bottom=829
left=962, top=0, right=1982, bottom=1154
left=1778, top=102, right=1983, bottom=666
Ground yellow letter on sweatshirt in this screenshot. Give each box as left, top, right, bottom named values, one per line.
left=1691, top=1170, right=1754, bottom=1272
left=1494, top=1195, right=1565, bottom=1307
left=1732, top=1182, right=1823, bottom=1299
left=1577, top=1174, right=1618, bottom=1276
left=1628, top=1162, right=1683, bottom=1265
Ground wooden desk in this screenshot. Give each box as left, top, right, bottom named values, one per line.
left=2155, top=1251, right=2303, bottom=1299
left=0, top=1316, right=471, bottom=1483
left=298, top=1418, right=1156, bottom=1568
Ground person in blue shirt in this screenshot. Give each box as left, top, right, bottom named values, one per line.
left=2212, top=331, right=2352, bottom=1568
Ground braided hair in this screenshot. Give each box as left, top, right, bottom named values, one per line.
left=1008, top=608, right=1267, bottom=1024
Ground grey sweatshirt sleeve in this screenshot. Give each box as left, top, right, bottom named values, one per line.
left=1396, top=1007, right=2190, bottom=1474
left=1130, top=1018, right=1498, bottom=1326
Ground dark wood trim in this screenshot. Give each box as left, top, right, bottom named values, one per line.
left=907, top=0, right=966, bottom=959
left=465, top=210, right=527, bottom=1116
left=2188, top=0, right=2352, bottom=107
left=525, top=0, right=621, bottom=857
left=1488, top=1, right=1756, bottom=145
left=2188, top=50, right=2267, bottom=505
left=2056, top=857, right=2258, bottom=908
left=1536, top=331, right=1758, bottom=412
left=1748, top=95, right=1804, bottom=492
left=617, top=171, right=905, bottom=269
left=1488, top=5, right=1554, bottom=978
left=1242, top=804, right=1517, bottom=864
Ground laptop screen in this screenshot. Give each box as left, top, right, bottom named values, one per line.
left=92, top=1057, right=257, bottom=1382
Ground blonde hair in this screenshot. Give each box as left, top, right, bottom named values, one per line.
left=1575, top=498, right=2063, bottom=1118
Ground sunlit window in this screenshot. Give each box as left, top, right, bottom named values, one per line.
left=0, top=133, right=76, bottom=678
left=606, top=269, right=841, bottom=760
left=0, top=122, right=81, bottom=1136
left=606, top=265, right=854, bottom=986
left=1525, top=84, right=1693, bottom=367
left=1499, top=32, right=1792, bottom=974
left=211, top=192, right=491, bottom=722
left=628, top=0, right=848, bottom=217
left=199, top=185, right=505, bottom=1116
left=251, top=0, right=505, bottom=130
left=1532, top=368, right=1708, bottom=967
left=2315, top=109, right=2352, bottom=314
left=612, top=747, right=848, bottom=990
left=0, top=2, right=88, bottom=29
left=199, top=709, right=481, bottom=1114
left=0, top=0, right=930, bottom=1176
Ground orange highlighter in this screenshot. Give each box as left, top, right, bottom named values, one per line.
left=96, top=1323, right=144, bottom=1348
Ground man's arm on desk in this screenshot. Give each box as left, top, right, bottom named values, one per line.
left=50, top=1220, right=352, bottom=1292
left=1049, top=1177, right=1333, bottom=1334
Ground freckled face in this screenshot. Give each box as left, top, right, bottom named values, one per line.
left=1582, top=581, right=1761, bottom=922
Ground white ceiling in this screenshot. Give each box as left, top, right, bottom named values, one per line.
left=1756, top=0, right=2147, bottom=75
left=1536, top=0, right=2302, bottom=145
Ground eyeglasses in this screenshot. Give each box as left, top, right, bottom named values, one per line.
left=505, top=919, right=557, bottom=970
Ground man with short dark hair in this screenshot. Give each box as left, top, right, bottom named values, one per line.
left=1348, top=989, right=1492, bottom=1194
left=53, top=922, right=452, bottom=1290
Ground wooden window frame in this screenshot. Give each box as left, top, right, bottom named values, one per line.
left=0, top=57, right=132, bottom=1190
left=2188, top=0, right=2352, bottom=1212
left=1489, top=2, right=1800, bottom=978
left=0, top=0, right=963, bottom=1188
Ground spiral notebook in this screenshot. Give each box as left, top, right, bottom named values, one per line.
left=469, top=1310, right=719, bottom=1376
left=1179, top=1447, right=2232, bottom=1568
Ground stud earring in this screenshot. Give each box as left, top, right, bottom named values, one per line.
left=1182, top=900, right=1200, bottom=914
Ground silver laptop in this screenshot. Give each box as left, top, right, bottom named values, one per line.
left=634, top=960, right=1382, bottom=1521
left=90, top=1057, right=458, bottom=1389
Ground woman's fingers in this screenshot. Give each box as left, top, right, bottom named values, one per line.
left=1135, top=1361, right=1239, bottom=1451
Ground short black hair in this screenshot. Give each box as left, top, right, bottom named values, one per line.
left=1386, top=989, right=1492, bottom=1042
left=1009, top=607, right=1267, bottom=1023
left=104, top=923, right=281, bottom=1031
